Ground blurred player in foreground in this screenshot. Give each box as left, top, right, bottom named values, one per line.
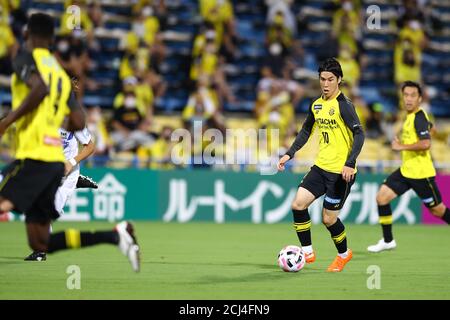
left=368, top=81, right=450, bottom=253
left=278, top=58, right=365, bottom=272
left=24, top=125, right=96, bottom=261
left=0, top=13, right=140, bottom=271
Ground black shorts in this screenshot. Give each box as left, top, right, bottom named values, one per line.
left=300, top=165, right=356, bottom=211
left=384, top=168, right=442, bottom=208
left=0, top=159, right=64, bottom=223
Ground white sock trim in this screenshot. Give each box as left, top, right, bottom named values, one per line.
left=302, top=245, right=313, bottom=254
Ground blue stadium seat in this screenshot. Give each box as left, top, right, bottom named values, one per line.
left=31, top=1, right=64, bottom=12
left=156, top=97, right=186, bottom=111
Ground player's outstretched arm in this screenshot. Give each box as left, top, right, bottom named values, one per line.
left=277, top=154, right=291, bottom=171
left=283, top=108, right=315, bottom=163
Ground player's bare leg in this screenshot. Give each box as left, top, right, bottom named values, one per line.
left=44, top=222, right=140, bottom=272
left=368, top=184, right=398, bottom=253
left=291, top=187, right=316, bottom=263
left=323, top=208, right=352, bottom=272
left=24, top=221, right=51, bottom=261
left=429, top=203, right=446, bottom=219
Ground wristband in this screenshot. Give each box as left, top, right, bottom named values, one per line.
left=69, top=158, right=77, bottom=166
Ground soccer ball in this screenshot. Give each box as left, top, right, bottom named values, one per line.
left=277, top=245, right=306, bottom=272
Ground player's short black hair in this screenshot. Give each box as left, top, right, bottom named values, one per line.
left=28, top=12, right=54, bottom=39
left=402, top=81, right=422, bottom=96
left=318, top=58, right=343, bottom=79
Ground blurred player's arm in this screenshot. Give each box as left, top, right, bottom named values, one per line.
left=285, top=108, right=315, bottom=159
left=0, top=52, right=48, bottom=135
left=278, top=108, right=314, bottom=171
left=75, top=140, right=95, bottom=163
left=392, top=111, right=431, bottom=151
left=65, top=128, right=95, bottom=175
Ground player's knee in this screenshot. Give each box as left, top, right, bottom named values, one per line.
left=376, top=192, right=390, bottom=206
left=292, top=201, right=308, bottom=211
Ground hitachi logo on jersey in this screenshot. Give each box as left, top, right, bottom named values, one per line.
left=316, top=118, right=337, bottom=125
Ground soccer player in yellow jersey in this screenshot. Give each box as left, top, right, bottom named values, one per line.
left=368, top=81, right=450, bottom=253
left=278, top=58, right=365, bottom=272
left=0, top=13, right=140, bottom=271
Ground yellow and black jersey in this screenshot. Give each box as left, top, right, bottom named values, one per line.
left=11, top=48, right=78, bottom=162
left=400, top=108, right=435, bottom=179
left=286, top=91, right=365, bottom=174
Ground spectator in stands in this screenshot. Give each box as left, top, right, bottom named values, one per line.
left=265, top=11, right=293, bottom=77
left=113, top=76, right=154, bottom=125
left=120, top=38, right=166, bottom=99
left=128, top=4, right=166, bottom=70
left=255, top=79, right=294, bottom=141
left=394, top=37, right=422, bottom=87
left=133, top=0, right=167, bottom=29
left=192, top=23, right=217, bottom=59
left=397, top=0, right=425, bottom=29
left=189, top=34, right=234, bottom=104
left=199, top=0, right=237, bottom=61
left=137, top=125, right=175, bottom=169
left=0, top=7, right=18, bottom=76
left=86, top=105, right=112, bottom=164
left=110, top=90, right=154, bottom=152
left=266, top=0, right=297, bottom=36
left=332, top=0, right=361, bottom=60
left=183, top=75, right=225, bottom=134
left=257, top=66, right=304, bottom=110
left=338, top=43, right=360, bottom=88
left=54, top=30, right=96, bottom=101
left=398, top=17, right=428, bottom=50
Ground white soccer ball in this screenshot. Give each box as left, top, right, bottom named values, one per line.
left=277, top=245, right=306, bottom=272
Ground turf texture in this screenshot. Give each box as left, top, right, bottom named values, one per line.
left=0, top=222, right=449, bottom=299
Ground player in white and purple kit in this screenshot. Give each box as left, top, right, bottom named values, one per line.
left=24, top=127, right=95, bottom=261
left=55, top=127, right=95, bottom=215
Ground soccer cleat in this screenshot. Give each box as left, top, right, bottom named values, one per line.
left=24, top=252, right=47, bottom=261
left=304, top=251, right=316, bottom=263
left=76, top=174, right=99, bottom=189
left=326, top=249, right=353, bottom=272
left=367, top=239, right=397, bottom=253
left=115, top=221, right=140, bottom=272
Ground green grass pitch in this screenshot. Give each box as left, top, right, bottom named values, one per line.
left=0, top=222, right=449, bottom=299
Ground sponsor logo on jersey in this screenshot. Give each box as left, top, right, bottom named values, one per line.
left=314, top=104, right=322, bottom=114
left=316, top=118, right=337, bottom=125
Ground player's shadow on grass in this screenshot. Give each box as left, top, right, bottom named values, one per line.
left=149, top=260, right=323, bottom=284
left=195, top=267, right=324, bottom=285
left=0, top=256, right=25, bottom=264
left=351, top=250, right=378, bottom=260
